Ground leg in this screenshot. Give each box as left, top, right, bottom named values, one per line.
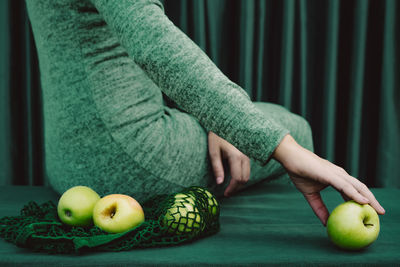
left=209, top=101, right=314, bottom=197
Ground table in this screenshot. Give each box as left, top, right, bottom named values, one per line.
left=1, top=182, right=399, bottom=266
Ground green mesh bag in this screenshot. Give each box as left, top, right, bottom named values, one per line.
left=0, top=186, right=220, bottom=254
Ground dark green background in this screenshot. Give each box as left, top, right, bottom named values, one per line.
left=0, top=0, right=399, bottom=188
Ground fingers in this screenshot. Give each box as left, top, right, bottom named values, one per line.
left=242, top=157, right=251, bottom=187
left=340, top=181, right=371, bottom=204
left=224, top=178, right=241, bottom=197
left=207, top=131, right=251, bottom=197
left=303, top=192, right=330, bottom=226
left=331, top=164, right=385, bottom=214
left=224, top=155, right=244, bottom=197
left=278, top=141, right=385, bottom=219
left=345, top=176, right=386, bottom=214
left=209, top=147, right=225, bottom=184
left=224, top=155, right=250, bottom=197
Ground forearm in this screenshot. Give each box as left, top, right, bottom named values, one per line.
left=272, top=134, right=297, bottom=166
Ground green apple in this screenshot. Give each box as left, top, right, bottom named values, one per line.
left=57, top=185, right=100, bottom=227
left=327, top=200, right=380, bottom=250
left=188, top=187, right=219, bottom=217
left=174, top=193, right=196, bottom=205
left=93, top=194, right=145, bottom=233
left=202, top=188, right=219, bottom=216
left=162, top=200, right=203, bottom=234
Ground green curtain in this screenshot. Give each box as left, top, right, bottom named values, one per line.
left=0, top=0, right=44, bottom=186
left=0, top=0, right=399, bottom=188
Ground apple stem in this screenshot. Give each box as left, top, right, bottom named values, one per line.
left=65, top=210, right=72, bottom=217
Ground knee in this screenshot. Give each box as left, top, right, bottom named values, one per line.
left=252, top=101, right=314, bottom=151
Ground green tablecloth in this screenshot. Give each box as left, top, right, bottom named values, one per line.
left=0, top=182, right=399, bottom=266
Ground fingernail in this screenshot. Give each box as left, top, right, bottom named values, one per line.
left=217, top=177, right=223, bottom=184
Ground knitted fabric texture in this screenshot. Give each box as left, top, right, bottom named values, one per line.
left=0, top=186, right=220, bottom=254
left=25, top=0, right=290, bottom=202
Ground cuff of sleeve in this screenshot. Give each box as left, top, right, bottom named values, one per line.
left=203, top=97, right=291, bottom=166
left=230, top=117, right=291, bottom=167
left=255, top=129, right=290, bottom=166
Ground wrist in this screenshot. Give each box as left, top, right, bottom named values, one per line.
left=272, top=134, right=299, bottom=166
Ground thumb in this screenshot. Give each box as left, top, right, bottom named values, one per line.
left=303, top=192, right=330, bottom=226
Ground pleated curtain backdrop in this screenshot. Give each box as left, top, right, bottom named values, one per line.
left=0, top=0, right=399, bottom=188
left=1, top=0, right=43, bottom=186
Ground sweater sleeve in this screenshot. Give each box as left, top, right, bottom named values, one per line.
left=89, top=0, right=290, bottom=166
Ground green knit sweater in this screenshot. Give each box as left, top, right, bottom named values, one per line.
left=25, top=0, right=289, bottom=200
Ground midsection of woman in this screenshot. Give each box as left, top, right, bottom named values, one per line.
left=25, top=0, right=291, bottom=201
left=25, top=0, right=216, bottom=201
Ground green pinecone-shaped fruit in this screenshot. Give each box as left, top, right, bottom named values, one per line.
left=162, top=200, right=203, bottom=235
left=187, top=187, right=219, bottom=217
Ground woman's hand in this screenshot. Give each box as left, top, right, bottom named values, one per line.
left=208, top=131, right=250, bottom=197
left=273, top=134, right=386, bottom=226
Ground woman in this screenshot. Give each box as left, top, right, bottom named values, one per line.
left=25, top=0, right=384, bottom=226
